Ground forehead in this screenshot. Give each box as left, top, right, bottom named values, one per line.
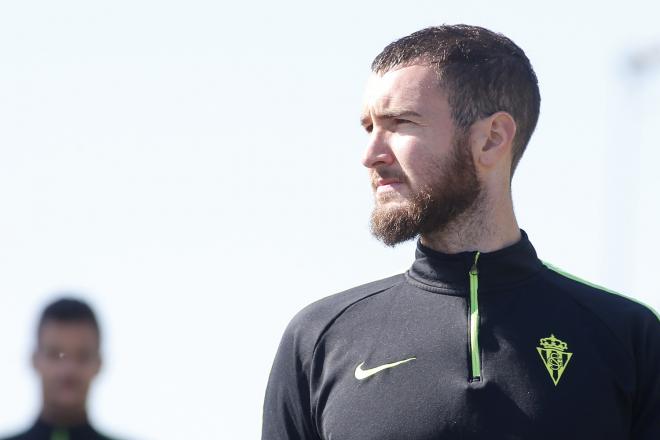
left=362, top=64, right=446, bottom=117
left=39, top=320, right=99, bottom=349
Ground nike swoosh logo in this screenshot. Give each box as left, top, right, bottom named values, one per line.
left=354, top=357, right=416, bottom=380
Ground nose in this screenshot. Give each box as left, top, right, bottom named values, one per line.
left=361, top=128, right=395, bottom=169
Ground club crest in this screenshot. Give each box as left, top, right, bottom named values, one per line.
left=536, top=334, right=573, bottom=386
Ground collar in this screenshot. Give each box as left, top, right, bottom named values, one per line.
left=405, top=229, right=543, bottom=294
left=29, top=417, right=98, bottom=438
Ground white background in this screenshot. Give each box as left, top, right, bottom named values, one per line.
left=1, top=1, right=659, bottom=438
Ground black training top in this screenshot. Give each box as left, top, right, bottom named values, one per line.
left=0, top=419, right=117, bottom=440
left=262, top=231, right=660, bottom=439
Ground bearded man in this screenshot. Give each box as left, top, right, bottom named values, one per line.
left=262, top=25, right=660, bottom=440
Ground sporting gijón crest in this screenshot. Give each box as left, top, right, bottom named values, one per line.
left=536, top=334, right=573, bottom=386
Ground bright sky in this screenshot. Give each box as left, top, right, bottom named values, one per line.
left=0, top=1, right=658, bottom=438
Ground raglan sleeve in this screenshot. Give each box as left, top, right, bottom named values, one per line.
left=631, top=307, right=660, bottom=439
left=262, top=311, right=320, bottom=440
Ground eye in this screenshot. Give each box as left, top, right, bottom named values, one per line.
left=363, top=124, right=373, bottom=134
left=389, top=119, right=413, bottom=132
left=44, top=348, right=61, bottom=361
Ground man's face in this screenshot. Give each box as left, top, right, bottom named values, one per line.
left=360, top=64, right=481, bottom=246
left=33, top=320, right=101, bottom=411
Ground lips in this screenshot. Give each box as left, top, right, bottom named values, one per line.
left=371, top=171, right=407, bottom=192
left=377, top=177, right=401, bottom=187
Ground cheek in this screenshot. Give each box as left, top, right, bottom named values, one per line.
left=389, top=134, right=418, bottom=161
left=79, top=359, right=101, bottom=379
left=35, top=358, right=60, bottom=379
left=403, top=154, right=441, bottom=189
left=81, top=365, right=99, bottom=380
left=393, top=137, right=439, bottom=172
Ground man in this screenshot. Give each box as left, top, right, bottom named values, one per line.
left=262, top=25, right=660, bottom=439
left=2, top=298, right=119, bottom=440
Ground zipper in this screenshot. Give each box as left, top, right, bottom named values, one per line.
left=469, top=251, right=481, bottom=382
left=51, top=429, right=70, bottom=440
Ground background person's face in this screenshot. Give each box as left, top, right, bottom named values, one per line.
left=33, top=321, right=101, bottom=412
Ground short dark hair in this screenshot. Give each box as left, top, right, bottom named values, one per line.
left=37, top=297, right=101, bottom=344
left=371, top=24, right=541, bottom=175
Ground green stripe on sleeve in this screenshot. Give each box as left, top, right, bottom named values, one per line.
left=543, top=261, right=659, bottom=321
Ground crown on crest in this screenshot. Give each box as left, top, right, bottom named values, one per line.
left=539, top=334, right=568, bottom=351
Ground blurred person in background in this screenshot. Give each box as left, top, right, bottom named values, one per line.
left=1, top=298, right=120, bottom=440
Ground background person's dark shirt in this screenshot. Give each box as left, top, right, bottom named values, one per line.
left=0, top=419, right=117, bottom=440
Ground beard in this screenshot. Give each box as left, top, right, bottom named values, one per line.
left=370, top=130, right=482, bottom=247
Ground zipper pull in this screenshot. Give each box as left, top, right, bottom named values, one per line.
left=470, top=251, right=481, bottom=275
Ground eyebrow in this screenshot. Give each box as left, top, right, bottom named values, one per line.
left=360, top=110, right=423, bottom=127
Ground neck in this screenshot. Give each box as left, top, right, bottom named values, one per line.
left=40, top=405, right=87, bottom=427
left=420, top=190, right=520, bottom=254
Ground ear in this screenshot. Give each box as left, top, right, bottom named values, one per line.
left=472, top=111, right=516, bottom=169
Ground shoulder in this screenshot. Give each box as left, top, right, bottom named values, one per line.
left=0, top=426, right=34, bottom=440
left=94, top=432, right=123, bottom=440
left=0, top=434, right=27, bottom=440
left=282, top=274, right=404, bottom=356
left=541, top=262, right=659, bottom=348
left=288, top=274, right=404, bottom=332
left=542, top=262, right=658, bottom=320
left=90, top=428, right=125, bottom=440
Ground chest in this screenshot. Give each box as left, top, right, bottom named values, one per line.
left=311, top=291, right=634, bottom=440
